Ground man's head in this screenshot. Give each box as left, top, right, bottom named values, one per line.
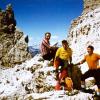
left=62, top=40, right=68, bottom=50
left=87, top=45, right=94, bottom=55
left=45, top=32, right=51, bottom=41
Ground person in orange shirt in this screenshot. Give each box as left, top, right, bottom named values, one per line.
left=75, top=45, right=100, bottom=96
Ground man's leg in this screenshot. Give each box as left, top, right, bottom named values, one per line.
left=81, top=70, right=95, bottom=93
left=50, top=47, right=58, bottom=61
left=94, top=69, right=100, bottom=96
left=54, top=58, right=64, bottom=81
left=42, top=53, right=52, bottom=60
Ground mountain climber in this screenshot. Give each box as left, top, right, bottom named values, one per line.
left=54, top=40, right=73, bottom=90
left=40, top=32, right=58, bottom=61
left=75, top=45, right=100, bottom=96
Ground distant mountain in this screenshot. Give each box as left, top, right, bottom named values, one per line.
left=28, top=46, right=40, bottom=57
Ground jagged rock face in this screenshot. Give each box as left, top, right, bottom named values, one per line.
left=0, top=30, right=32, bottom=67
left=70, top=0, right=100, bottom=29
left=67, top=2, right=100, bottom=69
left=0, top=4, right=31, bottom=67
left=83, top=0, right=100, bottom=14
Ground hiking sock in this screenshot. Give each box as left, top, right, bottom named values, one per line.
left=95, top=91, right=100, bottom=96
left=80, top=84, right=86, bottom=92
left=81, top=81, right=85, bottom=89
left=81, top=84, right=85, bottom=89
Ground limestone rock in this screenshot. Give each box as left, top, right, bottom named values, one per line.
left=0, top=4, right=31, bottom=67
left=83, top=0, right=100, bottom=14
left=67, top=0, right=100, bottom=73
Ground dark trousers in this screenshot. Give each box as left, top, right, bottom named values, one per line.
left=81, top=69, right=100, bottom=88
left=43, top=53, right=54, bottom=61
left=43, top=47, right=58, bottom=61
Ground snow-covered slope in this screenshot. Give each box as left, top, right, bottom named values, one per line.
left=0, top=54, right=94, bottom=100
left=0, top=1, right=100, bottom=100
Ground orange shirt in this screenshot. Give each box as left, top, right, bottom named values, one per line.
left=83, top=53, right=100, bottom=69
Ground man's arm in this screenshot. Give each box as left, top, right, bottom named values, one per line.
left=97, top=54, right=100, bottom=59
left=42, top=40, right=51, bottom=49
left=97, top=54, right=100, bottom=69
left=52, top=42, right=58, bottom=47
left=69, top=57, right=72, bottom=64
left=74, top=55, right=86, bottom=66
left=68, top=48, right=72, bottom=64
left=55, top=48, right=60, bottom=59
left=74, top=59, right=86, bottom=66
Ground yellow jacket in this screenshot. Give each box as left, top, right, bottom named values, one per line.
left=55, top=47, right=72, bottom=61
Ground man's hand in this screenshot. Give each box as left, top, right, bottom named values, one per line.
left=73, top=63, right=81, bottom=69
left=74, top=62, right=81, bottom=66
left=97, top=66, right=100, bottom=69
left=73, top=63, right=78, bottom=66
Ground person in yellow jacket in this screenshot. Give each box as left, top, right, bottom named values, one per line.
left=54, top=40, right=73, bottom=90
left=55, top=40, right=72, bottom=69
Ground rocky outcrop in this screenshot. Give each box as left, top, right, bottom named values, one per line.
left=67, top=0, right=100, bottom=73
left=0, top=4, right=31, bottom=67
left=83, top=0, right=100, bottom=14
left=69, top=0, right=100, bottom=31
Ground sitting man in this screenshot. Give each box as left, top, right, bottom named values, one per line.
left=40, top=32, right=58, bottom=61
left=54, top=40, right=73, bottom=90
left=75, top=45, right=100, bottom=96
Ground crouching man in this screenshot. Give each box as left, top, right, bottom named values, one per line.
left=75, top=45, right=100, bottom=96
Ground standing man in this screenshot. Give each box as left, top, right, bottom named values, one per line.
left=75, top=45, right=100, bottom=96
left=54, top=40, right=73, bottom=90
left=40, top=32, right=58, bottom=61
